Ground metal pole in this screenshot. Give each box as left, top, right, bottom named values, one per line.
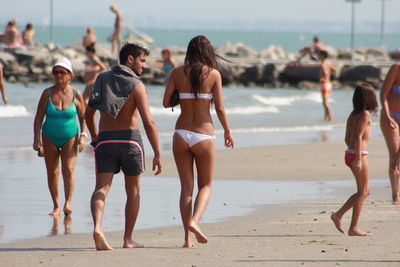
left=50, top=0, right=54, bottom=44
left=350, top=2, right=355, bottom=65
left=380, top=0, right=385, bottom=48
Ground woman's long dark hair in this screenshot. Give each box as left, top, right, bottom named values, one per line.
left=184, top=35, right=227, bottom=98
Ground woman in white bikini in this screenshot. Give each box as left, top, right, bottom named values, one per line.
left=163, top=35, right=234, bottom=248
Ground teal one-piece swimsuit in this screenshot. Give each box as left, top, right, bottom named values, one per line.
left=42, top=88, right=79, bottom=148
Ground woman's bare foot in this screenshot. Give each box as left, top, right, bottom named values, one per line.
left=182, top=241, right=195, bottom=248
left=123, top=238, right=144, bottom=248
left=93, top=231, right=113, bottom=250
left=189, top=221, right=208, bottom=244
left=330, top=212, right=345, bottom=234
left=348, top=227, right=372, bottom=236
left=49, top=208, right=60, bottom=216
left=392, top=193, right=400, bottom=205
left=63, top=205, right=73, bottom=216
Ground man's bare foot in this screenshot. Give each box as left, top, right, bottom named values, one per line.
left=93, top=231, right=113, bottom=250
left=331, top=212, right=345, bottom=234
left=348, top=228, right=372, bottom=236
left=189, top=221, right=208, bottom=244
left=63, top=205, right=73, bottom=216
left=123, top=238, right=144, bottom=248
left=49, top=208, right=60, bottom=216
left=392, top=193, right=400, bottom=205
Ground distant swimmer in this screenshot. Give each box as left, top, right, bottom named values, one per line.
left=108, top=5, right=123, bottom=54
left=331, top=83, right=377, bottom=236
left=319, top=50, right=336, bottom=121
left=0, top=63, right=8, bottom=104
left=297, top=36, right=325, bottom=62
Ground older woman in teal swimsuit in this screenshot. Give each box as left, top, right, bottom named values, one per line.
left=33, top=57, right=87, bottom=216
left=380, top=63, right=400, bottom=205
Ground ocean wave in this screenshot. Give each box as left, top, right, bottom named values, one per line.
left=0, top=105, right=31, bottom=118
left=216, top=123, right=344, bottom=134
left=252, top=92, right=327, bottom=106
left=150, top=105, right=279, bottom=116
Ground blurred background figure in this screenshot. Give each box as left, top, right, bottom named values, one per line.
left=82, top=43, right=107, bottom=103
left=1, top=19, right=22, bottom=49
left=82, top=27, right=96, bottom=48
left=108, top=5, right=123, bottom=54
left=297, top=36, right=325, bottom=62
left=22, top=23, right=35, bottom=47
left=161, top=48, right=176, bottom=83
left=0, top=62, right=8, bottom=104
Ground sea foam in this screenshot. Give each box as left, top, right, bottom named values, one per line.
left=0, top=105, right=30, bottom=118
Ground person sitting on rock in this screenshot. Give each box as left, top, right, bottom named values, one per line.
left=297, top=36, right=325, bottom=62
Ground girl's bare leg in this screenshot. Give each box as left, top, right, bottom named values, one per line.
left=173, top=134, right=195, bottom=248
left=189, top=139, right=215, bottom=244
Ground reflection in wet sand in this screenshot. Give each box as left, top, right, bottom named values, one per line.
left=49, top=215, right=72, bottom=236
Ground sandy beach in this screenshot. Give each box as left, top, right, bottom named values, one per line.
left=1, top=138, right=400, bottom=267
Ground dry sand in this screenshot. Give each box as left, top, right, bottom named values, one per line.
left=2, top=138, right=400, bottom=267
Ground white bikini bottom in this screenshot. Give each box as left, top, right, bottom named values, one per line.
left=174, top=129, right=215, bottom=147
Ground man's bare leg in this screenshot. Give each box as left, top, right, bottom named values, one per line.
left=322, top=95, right=332, bottom=121
left=122, top=174, right=144, bottom=248
left=91, top=172, right=114, bottom=250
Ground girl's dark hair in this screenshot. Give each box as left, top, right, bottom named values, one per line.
left=119, top=42, right=150, bottom=65
left=352, top=82, right=378, bottom=115
left=184, top=35, right=227, bottom=98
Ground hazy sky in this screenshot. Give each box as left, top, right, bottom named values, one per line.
left=2, top=0, right=400, bottom=30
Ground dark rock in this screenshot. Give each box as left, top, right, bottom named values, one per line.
left=279, top=64, right=320, bottom=84
left=339, top=65, right=381, bottom=82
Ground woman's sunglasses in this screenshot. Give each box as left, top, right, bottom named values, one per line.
left=52, top=69, right=68, bottom=76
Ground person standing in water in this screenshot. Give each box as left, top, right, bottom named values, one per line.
left=319, top=50, right=336, bottom=121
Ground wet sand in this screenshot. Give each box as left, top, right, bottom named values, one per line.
left=2, top=138, right=400, bottom=267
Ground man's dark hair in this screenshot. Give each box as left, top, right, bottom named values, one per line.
left=119, top=43, right=150, bottom=65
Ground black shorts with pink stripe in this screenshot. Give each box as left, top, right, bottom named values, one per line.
left=94, top=130, right=145, bottom=176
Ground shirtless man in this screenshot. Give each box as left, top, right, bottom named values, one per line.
left=85, top=43, right=162, bottom=251
left=4, top=20, right=22, bottom=48
left=108, top=5, right=123, bottom=54
left=319, top=50, right=336, bottom=121
left=297, top=36, right=325, bottom=62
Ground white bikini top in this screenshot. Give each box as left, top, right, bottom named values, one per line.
left=179, top=93, right=212, bottom=100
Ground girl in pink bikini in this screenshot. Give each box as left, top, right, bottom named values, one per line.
left=331, top=83, right=378, bottom=236
left=82, top=44, right=107, bottom=103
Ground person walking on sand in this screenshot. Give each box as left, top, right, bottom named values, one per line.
left=108, top=5, right=123, bottom=54
left=331, top=83, right=378, bottom=236
left=163, top=35, right=234, bottom=248
left=379, top=63, right=400, bottom=204
left=85, top=43, right=162, bottom=251
left=33, top=57, right=87, bottom=216
left=319, top=50, right=336, bottom=121
left=0, top=62, right=8, bottom=104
